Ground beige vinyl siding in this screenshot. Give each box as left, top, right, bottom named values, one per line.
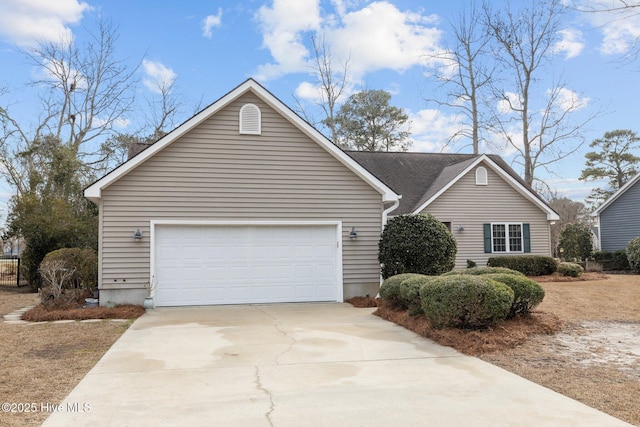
left=421, top=165, right=551, bottom=269
left=99, top=92, right=383, bottom=298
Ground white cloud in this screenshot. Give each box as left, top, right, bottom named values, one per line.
left=407, top=109, right=463, bottom=152
left=255, top=0, right=322, bottom=79
left=599, top=15, right=640, bottom=54
left=326, top=2, right=442, bottom=76
left=93, top=116, right=130, bottom=129
left=0, top=0, right=89, bottom=46
left=254, top=1, right=444, bottom=80
left=142, top=59, right=177, bottom=94
left=497, top=91, right=522, bottom=114
left=202, top=8, right=223, bottom=38
left=575, top=0, right=640, bottom=55
left=550, top=87, right=590, bottom=111
left=553, top=28, right=584, bottom=58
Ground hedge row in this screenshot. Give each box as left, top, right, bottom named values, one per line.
left=380, top=267, right=546, bottom=329
left=487, top=255, right=557, bottom=276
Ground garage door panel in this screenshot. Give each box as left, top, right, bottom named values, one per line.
left=154, top=224, right=339, bottom=306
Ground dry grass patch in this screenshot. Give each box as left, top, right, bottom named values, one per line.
left=0, top=286, right=136, bottom=426
left=358, top=273, right=640, bottom=426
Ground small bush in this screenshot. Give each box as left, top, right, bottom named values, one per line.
left=378, top=214, right=457, bottom=279
left=466, top=259, right=477, bottom=268
left=627, top=237, right=640, bottom=273
left=557, top=262, right=584, bottom=277
left=485, top=273, right=545, bottom=318
left=487, top=255, right=557, bottom=276
left=592, top=250, right=631, bottom=270
left=419, top=275, right=514, bottom=329
left=558, top=223, right=593, bottom=261
left=39, top=248, right=97, bottom=310
left=379, top=273, right=427, bottom=308
left=398, top=275, right=435, bottom=315
left=42, top=248, right=98, bottom=290
left=442, top=267, right=525, bottom=277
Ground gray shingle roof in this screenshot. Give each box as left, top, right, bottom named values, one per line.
left=346, top=151, right=538, bottom=215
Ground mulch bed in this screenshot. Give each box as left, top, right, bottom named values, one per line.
left=347, top=297, right=563, bottom=357
left=22, top=304, right=146, bottom=322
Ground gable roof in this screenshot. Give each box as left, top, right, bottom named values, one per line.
left=347, top=151, right=559, bottom=220
left=593, top=171, right=640, bottom=216
left=84, top=79, right=400, bottom=204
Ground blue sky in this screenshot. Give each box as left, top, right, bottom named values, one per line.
left=0, top=0, right=639, bottom=218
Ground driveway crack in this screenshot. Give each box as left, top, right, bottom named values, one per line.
left=254, top=365, right=275, bottom=426
left=255, top=306, right=296, bottom=364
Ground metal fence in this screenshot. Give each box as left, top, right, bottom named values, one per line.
left=0, top=256, right=21, bottom=287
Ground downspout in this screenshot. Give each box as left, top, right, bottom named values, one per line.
left=382, top=198, right=400, bottom=230
left=378, top=197, right=401, bottom=296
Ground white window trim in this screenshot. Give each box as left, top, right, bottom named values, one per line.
left=491, top=222, right=524, bottom=253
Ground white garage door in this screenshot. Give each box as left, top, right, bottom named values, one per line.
left=153, top=224, right=339, bottom=306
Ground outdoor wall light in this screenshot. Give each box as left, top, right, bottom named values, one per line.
left=457, top=225, right=465, bottom=232
left=349, top=227, right=358, bottom=239
left=134, top=228, right=142, bottom=241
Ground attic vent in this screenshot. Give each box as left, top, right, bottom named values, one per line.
left=239, top=103, right=261, bottom=135
left=476, top=166, right=488, bottom=186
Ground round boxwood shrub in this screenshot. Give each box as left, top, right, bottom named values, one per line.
left=485, top=273, right=545, bottom=318
left=627, top=237, right=640, bottom=273
left=379, top=273, right=427, bottom=308
left=379, top=214, right=457, bottom=279
left=557, top=262, right=584, bottom=277
left=442, top=267, right=525, bottom=277
left=398, top=275, right=435, bottom=315
left=419, top=275, right=514, bottom=329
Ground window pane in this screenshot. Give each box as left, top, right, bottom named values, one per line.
left=492, top=224, right=506, bottom=252
left=509, top=224, right=522, bottom=252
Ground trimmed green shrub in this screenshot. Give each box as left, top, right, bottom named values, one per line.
left=466, top=259, right=477, bottom=268
left=380, top=273, right=427, bottom=308
left=419, top=275, right=514, bottom=329
left=378, top=214, right=457, bottom=279
left=485, top=273, right=545, bottom=318
left=627, top=237, right=640, bottom=273
left=557, top=262, right=584, bottom=277
left=442, top=266, right=525, bottom=277
left=398, top=275, right=435, bottom=315
left=41, top=248, right=98, bottom=290
left=592, top=250, right=631, bottom=270
left=487, top=255, right=558, bottom=276
left=558, top=223, right=593, bottom=261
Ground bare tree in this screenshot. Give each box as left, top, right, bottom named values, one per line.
left=484, top=0, right=594, bottom=186
left=425, top=4, right=494, bottom=154
left=295, top=34, right=351, bottom=143
left=0, top=18, right=139, bottom=193
left=142, top=75, right=184, bottom=142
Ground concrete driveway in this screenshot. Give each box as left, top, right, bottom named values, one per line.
left=42, top=303, right=631, bottom=427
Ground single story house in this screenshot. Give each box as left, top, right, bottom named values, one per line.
left=85, top=79, right=558, bottom=307
left=593, top=172, right=640, bottom=252
left=348, top=151, right=559, bottom=269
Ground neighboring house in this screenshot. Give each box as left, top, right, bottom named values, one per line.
left=85, top=79, right=400, bottom=307
left=593, top=172, right=640, bottom=252
left=348, top=152, right=560, bottom=269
